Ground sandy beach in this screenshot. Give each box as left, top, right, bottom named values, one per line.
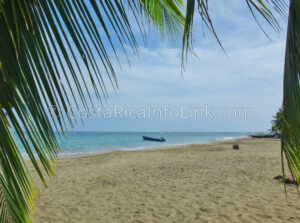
left=32, top=138, right=300, bottom=223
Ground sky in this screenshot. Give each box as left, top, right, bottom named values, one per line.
left=61, top=0, right=287, bottom=132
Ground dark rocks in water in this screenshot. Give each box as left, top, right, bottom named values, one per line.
left=273, top=175, right=296, bottom=185
left=233, top=144, right=239, bottom=150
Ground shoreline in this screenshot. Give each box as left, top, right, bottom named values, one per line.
left=55, top=135, right=251, bottom=159
left=32, top=137, right=300, bottom=223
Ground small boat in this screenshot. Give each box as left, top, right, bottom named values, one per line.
left=250, top=134, right=275, bottom=138
left=143, top=136, right=166, bottom=142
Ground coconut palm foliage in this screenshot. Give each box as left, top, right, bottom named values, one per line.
left=0, top=0, right=185, bottom=222
left=281, top=0, right=300, bottom=189
left=271, top=108, right=283, bottom=134
left=182, top=0, right=288, bottom=62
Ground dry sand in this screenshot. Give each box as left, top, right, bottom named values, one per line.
left=32, top=138, right=300, bottom=223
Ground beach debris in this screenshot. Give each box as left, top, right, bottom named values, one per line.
left=132, top=168, right=136, bottom=172
left=273, top=175, right=296, bottom=185
left=233, top=144, right=239, bottom=150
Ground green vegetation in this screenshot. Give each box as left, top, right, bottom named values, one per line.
left=0, top=1, right=184, bottom=222
left=280, top=0, right=300, bottom=190
left=271, top=108, right=283, bottom=134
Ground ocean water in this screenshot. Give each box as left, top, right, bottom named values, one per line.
left=19, top=132, right=256, bottom=158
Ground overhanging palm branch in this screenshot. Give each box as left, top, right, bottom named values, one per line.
left=182, top=0, right=288, bottom=65
left=0, top=1, right=185, bottom=222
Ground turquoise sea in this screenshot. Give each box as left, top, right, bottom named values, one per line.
left=19, top=132, right=258, bottom=158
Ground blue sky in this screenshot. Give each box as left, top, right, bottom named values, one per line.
left=64, top=1, right=287, bottom=132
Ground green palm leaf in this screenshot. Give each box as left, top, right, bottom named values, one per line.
left=182, top=0, right=287, bottom=65
left=281, top=0, right=300, bottom=190
left=0, top=1, right=185, bottom=222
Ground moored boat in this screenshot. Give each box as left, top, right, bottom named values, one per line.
left=250, top=134, right=275, bottom=138
left=143, top=136, right=166, bottom=142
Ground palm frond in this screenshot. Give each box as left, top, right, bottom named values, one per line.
left=181, top=0, right=288, bottom=65
left=140, top=0, right=185, bottom=41
left=0, top=0, right=185, bottom=222
left=281, top=0, right=300, bottom=190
